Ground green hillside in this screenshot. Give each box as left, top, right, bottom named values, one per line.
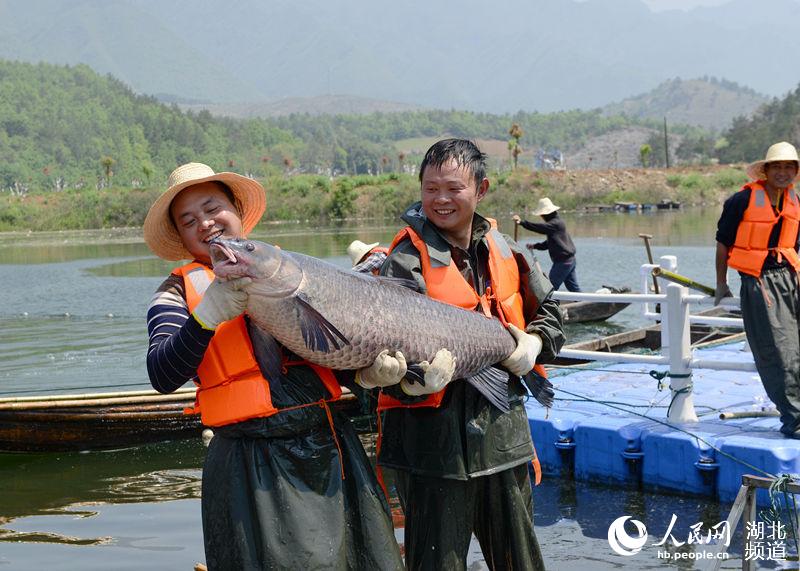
left=0, top=60, right=296, bottom=191
left=719, top=85, right=800, bottom=163
left=0, top=59, right=666, bottom=192
left=601, top=77, right=768, bottom=131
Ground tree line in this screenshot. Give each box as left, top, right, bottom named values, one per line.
left=0, top=58, right=797, bottom=195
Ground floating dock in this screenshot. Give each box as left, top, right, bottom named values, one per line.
left=530, top=339, right=800, bottom=503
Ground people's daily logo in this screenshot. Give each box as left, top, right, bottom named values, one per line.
left=607, top=516, right=648, bottom=556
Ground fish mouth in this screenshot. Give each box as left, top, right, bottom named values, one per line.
left=209, top=239, right=237, bottom=266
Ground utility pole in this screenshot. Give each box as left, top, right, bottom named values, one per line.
left=663, top=117, right=670, bottom=168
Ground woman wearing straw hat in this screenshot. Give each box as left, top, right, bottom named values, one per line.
left=715, top=141, right=800, bottom=438
left=144, top=163, right=402, bottom=570
left=513, top=197, right=582, bottom=292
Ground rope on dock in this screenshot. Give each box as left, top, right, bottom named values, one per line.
left=553, top=386, right=778, bottom=480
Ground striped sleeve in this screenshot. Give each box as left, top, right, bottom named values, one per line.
left=146, top=273, right=215, bottom=394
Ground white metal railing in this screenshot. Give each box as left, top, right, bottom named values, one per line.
left=552, top=255, right=756, bottom=423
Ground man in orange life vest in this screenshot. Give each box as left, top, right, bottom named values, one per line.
left=355, top=139, right=565, bottom=569
left=715, top=142, right=800, bottom=437
left=143, top=163, right=402, bottom=570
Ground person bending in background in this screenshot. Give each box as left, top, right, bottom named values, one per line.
left=144, top=162, right=402, bottom=570
left=355, top=139, right=564, bottom=570
left=513, top=197, right=581, bottom=292
left=715, top=142, right=800, bottom=439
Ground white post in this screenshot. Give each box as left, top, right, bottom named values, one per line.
left=659, top=255, right=678, bottom=355
left=666, top=281, right=698, bottom=423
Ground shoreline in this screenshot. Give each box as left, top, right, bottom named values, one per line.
left=0, top=165, right=746, bottom=233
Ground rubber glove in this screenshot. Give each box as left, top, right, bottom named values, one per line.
left=500, top=324, right=543, bottom=376
left=401, top=349, right=456, bottom=396
left=356, top=350, right=407, bottom=389
left=714, top=283, right=733, bottom=306
left=192, top=277, right=251, bottom=330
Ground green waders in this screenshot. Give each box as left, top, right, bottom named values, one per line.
left=740, top=266, right=800, bottom=435
left=393, top=463, right=545, bottom=571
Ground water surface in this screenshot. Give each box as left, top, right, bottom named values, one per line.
left=1, top=208, right=757, bottom=569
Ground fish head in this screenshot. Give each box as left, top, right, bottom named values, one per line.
left=209, top=237, right=302, bottom=296
left=209, top=237, right=279, bottom=280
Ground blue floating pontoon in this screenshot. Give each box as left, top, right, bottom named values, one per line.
left=530, top=340, right=800, bottom=503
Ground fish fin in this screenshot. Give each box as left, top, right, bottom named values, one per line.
left=294, top=292, right=350, bottom=353
left=246, top=321, right=284, bottom=380
left=467, top=367, right=511, bottom=413
left=405, top=364, right=426, bottom=386
left=522, top=369, right=555, bottom=408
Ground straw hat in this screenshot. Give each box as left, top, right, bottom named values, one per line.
left=533, top=197, right=561, bottom=216
left=347, top=240, right=379, bottom=266
left=143, top=163, right=266, bottom=261
left=746, top=141, right=800, bottom=181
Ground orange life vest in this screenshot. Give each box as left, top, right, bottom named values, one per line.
left=377, top=220, right=547, bottom=411
left=175, top=262, right=342, bottom=427
left=727, top=181, right=800, bottom=277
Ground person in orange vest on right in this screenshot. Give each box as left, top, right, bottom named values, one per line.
left=715, top=141, right=800, bottom=437
left=355, top=139, right=564, bottom=570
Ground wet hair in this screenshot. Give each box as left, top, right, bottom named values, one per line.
left=419, top=138, right=487, bottom=190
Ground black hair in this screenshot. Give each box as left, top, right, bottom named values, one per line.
left=168, top=180, right=241, bottom=230
left=418, top=138, right=487, bottom=190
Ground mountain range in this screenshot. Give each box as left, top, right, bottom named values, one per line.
left=0, top=0, right=798, bottom=113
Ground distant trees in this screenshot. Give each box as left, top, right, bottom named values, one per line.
left=718, top=84, right=800, bottom=163
left=508, top=123, right=523, bottom=170
left=639, top=144, right=652, bottom=168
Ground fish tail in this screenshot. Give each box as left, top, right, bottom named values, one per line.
left=466, top=367, right=510, bottom=413
left=522, top=370, right=554, bottom=409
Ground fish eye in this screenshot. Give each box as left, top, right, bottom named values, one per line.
left=245, top=242, right=255, bottom=252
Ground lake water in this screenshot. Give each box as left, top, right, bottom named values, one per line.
left=0, top=208, right=758, bottom=569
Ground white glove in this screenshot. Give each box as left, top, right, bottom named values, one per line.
left=500, top=325, right=543, bottom=377
left=356, top=350, right=407, bottom=389
left=192, top=277, right=251, bottom=330
left=401, top=349, right=456, bottom=396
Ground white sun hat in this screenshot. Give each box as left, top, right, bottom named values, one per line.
left=143, top=162, right=266, bottom=261
left=533, top=197, right=561, bottom=216
left=347, top=240, right=380, bottom=266
left=746, top=141, right=800, bottom=182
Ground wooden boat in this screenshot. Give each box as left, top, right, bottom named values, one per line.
left=560, top=286, right=631, bottom=324
left=656, top=199, right=681, bottom=210
left=0, top=387, right=360, bottom=453
left=554, top=306, right=743, bottom=365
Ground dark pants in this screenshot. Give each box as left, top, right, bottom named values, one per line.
left=740, top=268, right=800, bottom=435
left=393, top=464, right=545, bottom=571
left=202, top=412, right=402, bottom=571
left=549, top=259, right=580, bottom=292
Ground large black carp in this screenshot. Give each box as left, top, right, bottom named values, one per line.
left=209, top=237, right=553, bottom=411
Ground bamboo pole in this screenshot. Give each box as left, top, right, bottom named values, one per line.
left=651, top=267, right=715, bottom=296
left=719, top=410, right=780, bottom=420
left=0, top=387, right=196, bottom=404
left=0, top=392, right=197, bottom=411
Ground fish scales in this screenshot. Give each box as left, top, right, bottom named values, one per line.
left=247, top=251, right=517, bottom=376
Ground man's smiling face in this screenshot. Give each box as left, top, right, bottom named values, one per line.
left=420, top=159, right=487, bottom=245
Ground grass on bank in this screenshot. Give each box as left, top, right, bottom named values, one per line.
left=0, top=166, right=748, bottom=232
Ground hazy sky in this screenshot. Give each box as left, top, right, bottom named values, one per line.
left=640, top=0, right=731, bottom=10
